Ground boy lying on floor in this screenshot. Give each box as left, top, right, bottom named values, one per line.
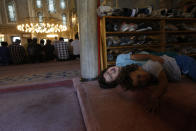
left=98, top=53, right=196, bottom=112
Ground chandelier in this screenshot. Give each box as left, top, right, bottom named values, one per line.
left=17, top=17, right=67, bottom=33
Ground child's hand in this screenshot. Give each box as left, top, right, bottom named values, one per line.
left=145, top=98, right=160, bottom=113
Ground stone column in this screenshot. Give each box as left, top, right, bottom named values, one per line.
left=77, top=0, right=98, bottom=80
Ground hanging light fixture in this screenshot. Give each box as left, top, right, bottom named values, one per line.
left=17, top=17, right=67, bottom=33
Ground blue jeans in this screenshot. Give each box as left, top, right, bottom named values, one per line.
left=175, top=55, right=196, bottom=81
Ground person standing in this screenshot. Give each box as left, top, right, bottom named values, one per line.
left=71, top=33, right=80, bottom=59
left=0, top=42, right=10, bottom=65
left=9, top=39, right=26, bottom=64
left=43, top=39, right=55, bottom=61
left=54, top=37, right=69, bottom=61
left=27, top=38, right=36, bottom=63
left=68, top=39, right=74, bottom=60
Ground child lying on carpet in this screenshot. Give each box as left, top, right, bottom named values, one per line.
left=98, top=53, right=196, bottom=112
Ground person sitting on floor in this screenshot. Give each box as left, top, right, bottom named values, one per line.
left=98, top=53, right=196, bottom=111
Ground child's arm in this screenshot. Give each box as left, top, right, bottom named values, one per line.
left=131, top=54, right=164, bottom=64
left=146, top=70, right=168, bottom=112
left=152, top=70, right=168, bottom=99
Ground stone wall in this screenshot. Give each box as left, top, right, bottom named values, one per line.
left=15, top=0, right=29, bottom=21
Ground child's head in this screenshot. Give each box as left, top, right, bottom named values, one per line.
left=98, top=66, right=121, bottom=89
left=98, top=64, right=152, bottom=90
left=119, top=64, right=152, bottom=90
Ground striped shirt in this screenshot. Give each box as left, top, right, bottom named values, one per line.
left=9, top=43, right=26, bottom=64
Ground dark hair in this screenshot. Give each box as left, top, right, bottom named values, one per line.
left=98, top=66, right=119, bottom=89
left=27, top=38, right=32, bottom=44
left=40, top=39, right=45, bottom=44
left=15, top=39, right=21, bottom=44
left=75, top=32, right=79, bottom=40
left=32, top=38, right=37, bottom=43
left=1, top=42, right=8, bottom=46
left=118, top=64, right=139, bottom=91
left=69, top=39, right=73, bottom=43
left=46, top=39, right=51, bottom=44
left=59, top=37, right=64, bottom=41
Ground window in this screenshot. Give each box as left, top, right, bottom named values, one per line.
left=48, top=0, right=55, bottom=13
left=11, top=36, right=20, bottom=43
left=7, top=2, right=16, bottom=22
left=62, top=14, right=66, bottom=25
left=0, top=34, right=4, bottom=43
left=36, top=0, right=42, bottom=8
left=60, top=0, right=66, bottom=9
left=64, top=38, right=68, bottom=42
left=46, top=34, right=58, bottom=38
left=37, top=12, right=43, bottom=23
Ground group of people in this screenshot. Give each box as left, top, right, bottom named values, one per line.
left=0, top=35, right=80, bottom=66
left=98, top=51, right=196, bottom=112
left=0, top=39, right=26, bottom=65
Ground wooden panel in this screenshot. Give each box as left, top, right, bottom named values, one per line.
left=100, top=16, right=196, bottom=70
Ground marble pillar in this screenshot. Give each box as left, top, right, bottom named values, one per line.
left=77, top=0, right=98, bottom=80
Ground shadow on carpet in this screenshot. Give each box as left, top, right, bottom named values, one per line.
left=0, top=80, right=86, bottom=131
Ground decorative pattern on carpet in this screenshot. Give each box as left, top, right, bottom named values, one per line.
left=0, top=70, right=80, bottom=86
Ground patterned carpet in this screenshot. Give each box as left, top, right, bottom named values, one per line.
left=0, top=60, right=81, bottom=88
left=0, top=60, right=86, bottom=131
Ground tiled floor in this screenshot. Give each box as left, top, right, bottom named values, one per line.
left=0, top=60, right=81, bottom=88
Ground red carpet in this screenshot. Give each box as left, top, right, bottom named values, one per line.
left=0, top=80, right=86, bottom=131
left=0, top=80, right=73, bottom=93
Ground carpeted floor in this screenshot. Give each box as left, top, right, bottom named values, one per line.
left=73, top=78, right=196, bottom=131
left=0, top=60, right=86, bottom=131
left=0, top=80, right=86, bottom=131
left=0, top=60, right=80, bottom=88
